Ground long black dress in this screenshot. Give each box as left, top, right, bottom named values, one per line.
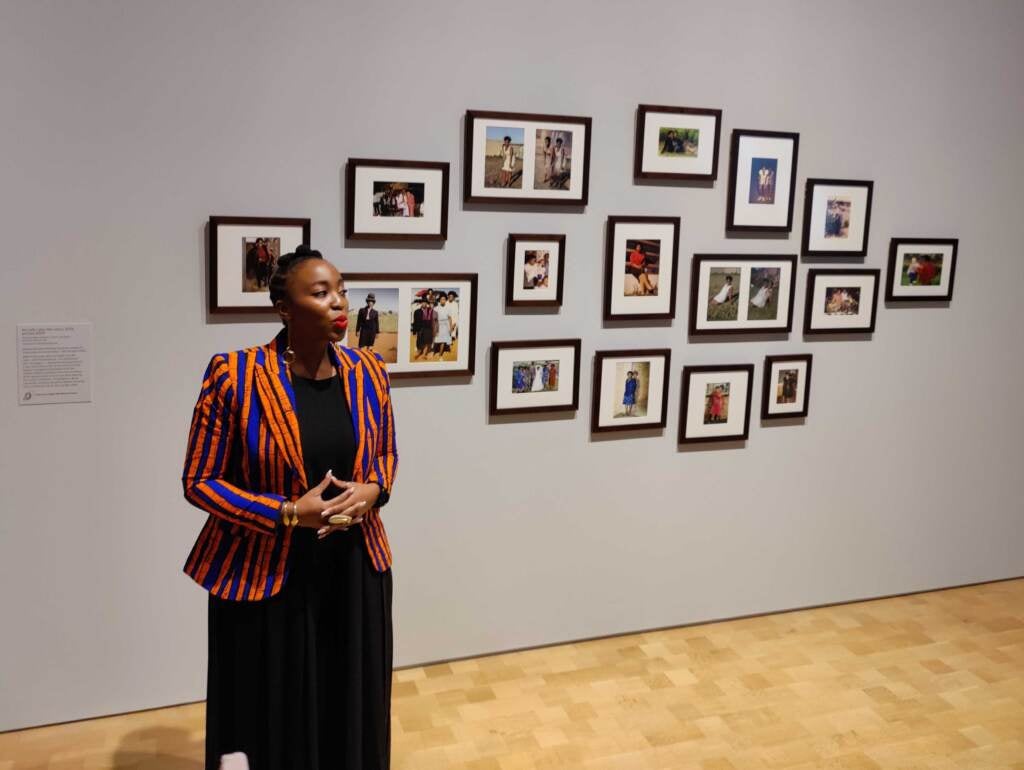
left=205, top=372, right=393, bottom=770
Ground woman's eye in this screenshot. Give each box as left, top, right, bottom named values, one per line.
left=314, top=291, right=328, bottom=298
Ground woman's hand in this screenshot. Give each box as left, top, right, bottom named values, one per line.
left=292, top=470, right=351, bottom=529
left=316, top=481, right=381, bottom=539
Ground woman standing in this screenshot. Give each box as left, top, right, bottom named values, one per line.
left=182, top=245, right=398, bottom=769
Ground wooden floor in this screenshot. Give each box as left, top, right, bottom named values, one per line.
left=2, top=579, right=1022, bottom=769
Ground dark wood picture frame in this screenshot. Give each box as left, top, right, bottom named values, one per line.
left=725, top=128, right=800, bottom=233
left=590, top=348, right=672, bottom=434
left=506, top=233, right=566, bottom=308
left=633, top=104, right=722, bottom=182
left=803, top=268, right=881, bottom=335
left=885, top=237, right=958, bottom=302
left=341, top=272, right=478, bottom=380
left=208, top=215, right=311, bottom=315
left=603, top=215, right=681, bottom=321
left=688, top=253, right=798, bottom=336
left=463, top=109, right=593, bottom=206
left=678, top=364, right=755, bottom=444
left=761, top=354, right=813, bottom=420
left=801, top=178, right=874, bottom=258
left=344, top=158, right=450, bottom=241
left=489, top=338, right=582, bottom=416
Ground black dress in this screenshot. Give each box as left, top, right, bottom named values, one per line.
left=205, top=372, right=393, bottom=770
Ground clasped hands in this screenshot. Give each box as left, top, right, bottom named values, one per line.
left=292, top=470, right=381, bottom=539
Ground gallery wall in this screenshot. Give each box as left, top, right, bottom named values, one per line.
left=2, top=0, right=1023, bottom=731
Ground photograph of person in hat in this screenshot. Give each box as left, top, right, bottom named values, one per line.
left=357, top=292, right=380, bottom=348
left=346, top=288, right=399, bottom=363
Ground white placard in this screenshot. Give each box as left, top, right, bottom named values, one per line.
left=17, top=322, right=93, bottom=405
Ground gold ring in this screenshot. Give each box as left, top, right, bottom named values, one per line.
left=328, top=514, right=352, bottom=525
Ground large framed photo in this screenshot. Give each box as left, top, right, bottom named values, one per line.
left=341, top=273, right=477, bottom=380
left=726, top=129, right=800, bottom=233
left=634, top=104, right=722, bottom=182
left=489, top=339, right=582, bottom=416
left=804, top=268, right=880, bottom=335
left=689, top=254, right=797, bottom=336
left=762, top=354, right=813, bottom=420
left=506, top=233, right=566, bottom=308
left=678, top=364, right=755, bottom=444
left=208, top=215, right=310, bottom=314
left=464, top=110, right=592, bottom=206
left=801, top=178, right=874, bottom=258
left=591, top=349, right=671, bottom=433
left=886, top=238, right=958, bottom=302
left=345, top=158, right=449, bottom=241
left=604, top=215, right=681, bottom=320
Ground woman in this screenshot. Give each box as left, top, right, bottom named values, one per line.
left=622, top=370, right=638, bottom=416
left=710, top=275, right=734, bottom=305
left=182, top=245, right=398, bottom=769
left=750, top=281, right=773, bottom=309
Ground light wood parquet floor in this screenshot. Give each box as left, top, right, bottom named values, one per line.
left=2, top=579, right=1022, bottom=769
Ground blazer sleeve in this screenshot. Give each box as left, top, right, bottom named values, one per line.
left=365, top=352, right=398, bottom=507
left=181, top=354, right=284, bottom=534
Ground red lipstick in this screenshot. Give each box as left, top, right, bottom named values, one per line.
left=332, top=317, right=348, bottom=331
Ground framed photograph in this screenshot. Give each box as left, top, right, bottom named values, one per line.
left=762, top=354, right=813, bottom=420
left=726, top=129, right=800, bottom=232
left=634, top=104, right=722, bottom=181
left=506, top=233, right=566, bottom=308
left=604, top=215, right=681, bottom=320
left=489, top=339, right=582, bottom=416
left=208, top=215, right=310, bottom=314
left=804, top=268, right=880, bottom=335
left=345, top=158, right=449, bottom=241
left=801, top=178, right=874, bottom=257
left=689, top=253, right=798, bottom=336
left=340, top=273, right=477, bottom=379
left=886, top=238, right=958, bottom=302
left=591, top=349, right=671, bottom=433
left=464, top=110, right=592, bottom=206
left=678, top=364, right=755, bottom=444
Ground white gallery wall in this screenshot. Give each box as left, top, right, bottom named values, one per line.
left=1, top=0, right=1022, bottom=732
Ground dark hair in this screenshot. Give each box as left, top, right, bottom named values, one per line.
left=504, top=135, right=511, bottom=142
left=269, top=244, right=323, bottom=307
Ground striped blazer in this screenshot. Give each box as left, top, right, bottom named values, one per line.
left=181, top=329, right=398, bottom=601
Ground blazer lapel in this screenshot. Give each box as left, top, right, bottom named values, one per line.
left=333, top=343, right=369, bottom=483
left=254, top=330, right=307, bottom=488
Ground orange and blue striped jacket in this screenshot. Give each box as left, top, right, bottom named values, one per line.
left=181, top=329, right=398, bottom=600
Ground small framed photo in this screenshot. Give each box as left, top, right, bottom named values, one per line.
left=341, top=273, right=477, bottom=380
left=886, top=238, right=958, bottom=302
left=726, top=129, right=800, bottom=232
left=591, top=349, right=671, bottom=433
left=762, top=354, right=813, bottom=420
left=489, top=339, right=582, bottom=416
left=634, top=104, right=722, bottom=181
left=464, top=110, right=592, bottom=206
left=678, top=364, right=755, bottom=444
left=689, top=254, right=798, bottom=336
left=345, top=158, right=449, bottom=241
left=208, top=215, right=310, bottom=314
left=801, top=178, right=874, bottom=257
left=804, top=268, right=880, bottom=335
left=604, top=215, right=681, bottom=320
left=506, top=233, right=566, bottom=308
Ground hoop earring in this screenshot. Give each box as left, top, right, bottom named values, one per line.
left=283, top=325, right=296, bottom=367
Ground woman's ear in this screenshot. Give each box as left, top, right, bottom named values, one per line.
left=274, top=299, right=290, bottom=325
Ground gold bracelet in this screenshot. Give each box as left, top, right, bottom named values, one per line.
left=283, top=500, right=297, bottom=527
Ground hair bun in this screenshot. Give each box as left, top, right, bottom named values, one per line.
left=276, top=244, right=321, bottom=270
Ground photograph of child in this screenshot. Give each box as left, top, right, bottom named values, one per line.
left=346, top=288, right=399, bottom=363
left=372, top=182, right=425, bottom=218
left=522, top=250, right=550, bottom=290
left=242, top=237, right=280, bottom=293
left=824, top=287, right=861, bottom=315
left=704, top=382, right=730, bottom=424
left=512, top=360, right=560, bottom=393
left=534, top=129, right=572, bottom=190
left=658, top=127, right=699, bottom=157
left=824, top=196, right=852, bottom=238
left=623, top=239, right=660, bottom=296
left=484, top=127, right=524, bottom=189
left=749, top=157, right=778, bottom=204
left=409, top=287, right=460, bottom=362
left=747, top=267, right=780, bottom=321
left=901, top=253, right=943, bottom=286
left=707, top=267, right=740, bottom=321
left=776, top=369, right=799, bottom=404
left=614, top=362, right=650, bottom=418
